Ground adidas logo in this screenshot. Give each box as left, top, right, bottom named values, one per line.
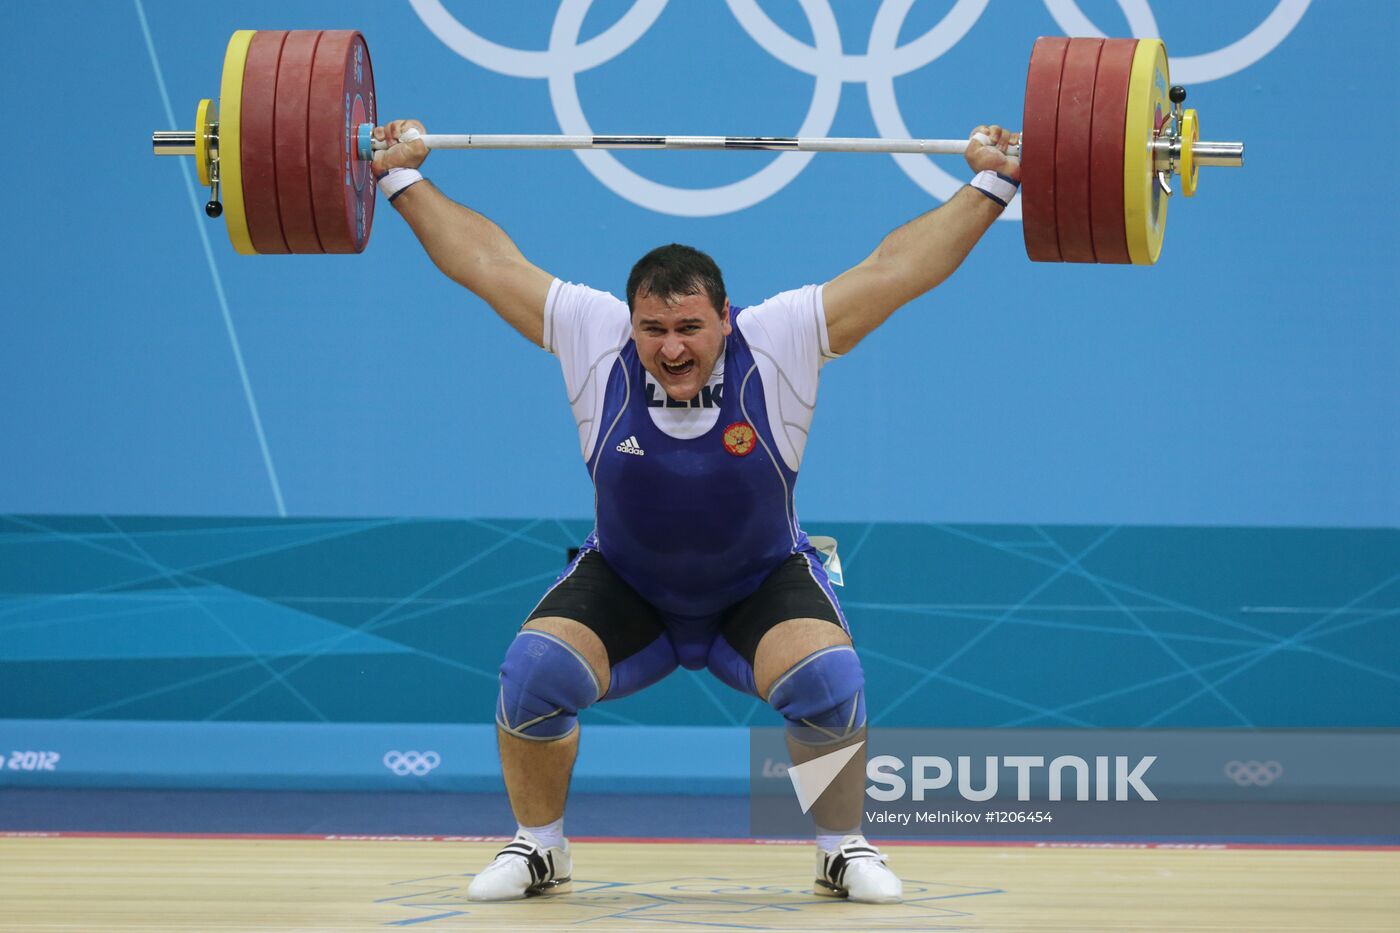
left=615, top=435, right=645, bottom=456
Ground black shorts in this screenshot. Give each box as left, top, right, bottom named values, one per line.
left=525, top=549, right=847, bottom=667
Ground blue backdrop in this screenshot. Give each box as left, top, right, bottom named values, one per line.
left=2, top=0, right=1394, bottom=526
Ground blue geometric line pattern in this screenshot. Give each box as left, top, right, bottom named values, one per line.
left=199, top=518, right=559, bottom=721
left=104, top=516, right=325, bottom=720
left=872, top=526, right=1122, bottom=723
left=1140, top=567, right=1400, bottom=728
left=1032, top=525, right=1255, bottom=727
left=1, top=516, right=1395, bottom=728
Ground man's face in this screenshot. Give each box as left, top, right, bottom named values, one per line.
left=631, top=289, right=732, bottom=402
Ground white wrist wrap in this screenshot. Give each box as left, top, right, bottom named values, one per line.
left=969, top=170, right=1019, bottom=208
left=378, top=168, right=425, bottom=203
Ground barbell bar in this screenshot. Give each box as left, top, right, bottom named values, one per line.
left=153, top=127, right=1244, bottom=164
left=151, top=30, right=1244, bottom=264
left=364, top=132, right=1019, bottom=157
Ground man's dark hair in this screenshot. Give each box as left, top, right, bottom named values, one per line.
left=626, top=244, right=727, bottom=316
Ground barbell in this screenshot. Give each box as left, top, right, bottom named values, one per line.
left=151, top=29, right=1244, bottom=265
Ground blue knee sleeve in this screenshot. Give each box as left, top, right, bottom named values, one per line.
left=497, top=631, right=601, bottom=740
left=767, top=645, right=866, bottom=746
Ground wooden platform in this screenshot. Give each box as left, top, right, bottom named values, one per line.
left=1, top=835, right=1396, bottom=931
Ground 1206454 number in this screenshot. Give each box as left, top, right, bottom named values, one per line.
left=987, top=810, right=1054, bottom=823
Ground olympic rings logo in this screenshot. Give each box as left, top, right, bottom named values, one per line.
left=383, top=750, right=442, bottom=776
left=1224, top=760, right=1283, bottom=787
left=410, top=0, right=1309, bottom=217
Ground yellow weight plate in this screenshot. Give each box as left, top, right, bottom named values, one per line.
left=1180, top=108, right=1199, bottom=197
left=194, top=98, right=216, bottom=188
left=219, top=30, right=257, bottom=255
left=1123, top=38, right=1170, bottom=265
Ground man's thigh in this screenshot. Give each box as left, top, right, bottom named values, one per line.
left=523, top=549, right=674, bottom=699
left=719, top=552, right=852, bottom=700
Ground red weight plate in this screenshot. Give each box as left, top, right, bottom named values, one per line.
left=1022, top=37, right=1069, bottom=262
left=1088, top=38, right=1137, bottom=264
left=241, top=30, right=289, bottom=254
left=1053, top=39, right=1103, bottom=263
left=275, top=30, right=324, bottom=253
left=308, top=30, right=376, bottom=254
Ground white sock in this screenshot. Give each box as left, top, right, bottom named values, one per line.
left=816, top=826, right=859, bottom=852
left=520, top=817, right=564, bottom=850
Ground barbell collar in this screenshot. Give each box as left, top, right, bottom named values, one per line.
left=1151, top=137, right=1244, bottom=174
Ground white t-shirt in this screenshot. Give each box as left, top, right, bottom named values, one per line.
left=542, top=279, right=840, bottom=471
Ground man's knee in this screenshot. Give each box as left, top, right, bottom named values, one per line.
left=767, top=645, right=866, bottom=746
left=497, top=630, right=603, bottom=741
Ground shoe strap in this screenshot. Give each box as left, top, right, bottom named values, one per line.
left=497, top=838, right=552, bottom=885
left=826, top=841, right=886, bottom=886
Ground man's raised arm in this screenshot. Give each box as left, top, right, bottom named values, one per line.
left=822, top=125, right=1022, bottom=356
left=373, top=120, right=554, bottom=347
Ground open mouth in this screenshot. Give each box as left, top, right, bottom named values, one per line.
left=661, top=360, right=694, bottom=377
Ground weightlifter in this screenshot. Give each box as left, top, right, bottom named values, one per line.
left=371, top=118, right=1022, bottom=904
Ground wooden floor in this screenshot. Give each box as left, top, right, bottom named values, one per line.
left=1, top=835, right=1396, bottom=931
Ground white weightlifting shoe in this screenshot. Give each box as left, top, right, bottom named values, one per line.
left=814, top=835, right=903, bottom=903
left=466, top=830, right=573, bottom=901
